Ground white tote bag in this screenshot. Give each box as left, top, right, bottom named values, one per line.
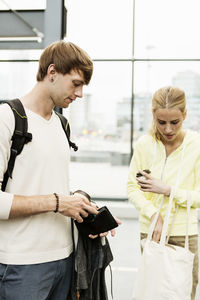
left=132, top=189, right=194, bottom=300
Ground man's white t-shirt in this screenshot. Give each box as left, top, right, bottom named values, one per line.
left=0, top=103, right=72, bottom=264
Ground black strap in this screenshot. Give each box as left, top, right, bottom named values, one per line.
left=1, top=99, right=32, bottom=191
left=1, top=101, right=77, bottom=191
left=55, top=112, right=78, bottom=152
left=68, top=218, right=77, bottom=300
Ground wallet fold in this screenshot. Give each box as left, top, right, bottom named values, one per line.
left=75, top=206, right=118, bottom=236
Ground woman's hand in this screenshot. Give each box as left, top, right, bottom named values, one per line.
left=136, top=170, right=171, bottom=196
left=150, top=213, right=163, bottom=242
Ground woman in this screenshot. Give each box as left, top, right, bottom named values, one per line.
left=127, top=86, right=200, bottom=300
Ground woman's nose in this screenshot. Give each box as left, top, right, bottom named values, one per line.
left=164, top=123, right=173, bottom=133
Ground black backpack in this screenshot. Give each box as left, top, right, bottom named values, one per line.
left=1, top=99, right=78, bottom=191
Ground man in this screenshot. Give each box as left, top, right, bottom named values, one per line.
left=0, top=41, right=103, bottom=299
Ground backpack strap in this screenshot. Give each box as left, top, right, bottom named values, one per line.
left=55, top=112, right=78, bottom=152
left=1, top=99, right=32, bottom=191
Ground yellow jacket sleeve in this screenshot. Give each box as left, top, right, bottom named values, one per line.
left=173, top=157, right=200, bottom=208
left=127, top=141, right=158, bottom=219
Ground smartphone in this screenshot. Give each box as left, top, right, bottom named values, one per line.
left=136, top=169, right=151, bottom=178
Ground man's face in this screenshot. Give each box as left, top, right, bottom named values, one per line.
left=154, top=108, right=186, bottom=143
left=50, top=69, right=85, bottom=108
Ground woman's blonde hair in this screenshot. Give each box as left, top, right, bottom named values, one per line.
left=150, top=86, right=186, bottom=139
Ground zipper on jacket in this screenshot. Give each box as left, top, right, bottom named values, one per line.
left=154, top=155, right=167, bottom=206
left=160, top=156, right=167, bottom=180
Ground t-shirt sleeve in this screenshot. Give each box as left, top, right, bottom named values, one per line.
left=0, top=104, right=15, bottom=219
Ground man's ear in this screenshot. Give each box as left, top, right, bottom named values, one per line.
left=47, top=64, right=56, bottom=75
left=47, top=64, right=57, bottom=82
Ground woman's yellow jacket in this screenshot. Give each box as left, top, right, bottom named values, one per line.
left=127, top=130, right=200, bottom=236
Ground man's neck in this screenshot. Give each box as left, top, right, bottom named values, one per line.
left=20, top=83, right=54, bottom=120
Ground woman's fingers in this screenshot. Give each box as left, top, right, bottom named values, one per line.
left=138, top=170, right=152, bottom=179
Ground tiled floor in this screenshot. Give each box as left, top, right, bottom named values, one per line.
left=106, top=219, right=200, bottom=300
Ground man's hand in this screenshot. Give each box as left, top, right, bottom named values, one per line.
left=136, top=170, right=171, bottom=196
left=150, top=213, right=163, bottom=242
left=88, top=217, right=122, bottom=239
left=59, top=194, right=98, bottom=222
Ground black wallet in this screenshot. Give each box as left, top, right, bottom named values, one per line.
left=74, top=206, right=118, bottom=236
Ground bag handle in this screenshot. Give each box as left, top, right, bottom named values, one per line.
left=160, top=144, right=186, bottom=246
left=185, top=191, right=191, bottom=250
left=160, top=189, right=191, bottom=249
left=147, top=144, right=186, bottom=244
left=148, top=189, right=191, bottom=250
left=160, top=187, right=175, bottom=246
left=147, top=196, right=165, bottom=241
left=166, top=190, right=191, bottom=247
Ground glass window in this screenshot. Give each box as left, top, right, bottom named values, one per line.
left=63, top=61, right=132, bottom=199
left=134, top=0, right=200, bottom=58
left=2, top=0, right=200, bottom=201
left=65, top=0, right=133, bottom=59
left=134, top=61, right=200, bottom=142
left=0, top=50, right=42, bottom=60
left=0, top=61, right=38, bottom=99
